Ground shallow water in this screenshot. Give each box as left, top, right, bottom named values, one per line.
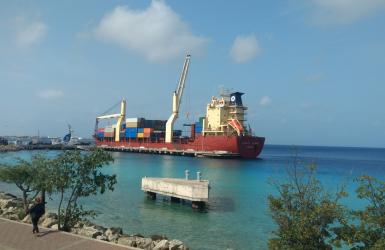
left=1, top=145, right=385, bottom=249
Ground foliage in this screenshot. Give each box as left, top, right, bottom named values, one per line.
left=0, top=149, right=115, bottom=232
left=0, top=158, right=39, bottom=210
left=334, top=175, right=385, bottom=249
left=51, top=149, right=116, bottom=231
left=29, top=154, right=55, bottom=202
left=268, top=156, right=347, bottom=250
left=17, top=208, right=27, bottom=220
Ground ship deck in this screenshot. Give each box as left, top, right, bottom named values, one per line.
left=99, top=145, right=241, bottom=158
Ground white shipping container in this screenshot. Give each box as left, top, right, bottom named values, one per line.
left=125, top=122, right=138, bottom=128
left=126, top=118, right=140, bottom=123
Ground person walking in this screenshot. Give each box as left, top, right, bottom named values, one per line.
left=27, top=196, right=45, bottom=234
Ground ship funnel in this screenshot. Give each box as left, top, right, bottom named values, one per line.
left=230, top=92, right=244, bottom=106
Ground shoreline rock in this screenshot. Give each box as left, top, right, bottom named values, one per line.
left=0, top=191, right=189, bottom=250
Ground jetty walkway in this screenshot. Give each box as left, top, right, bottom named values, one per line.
left=0, top=218, right=138, bottom=250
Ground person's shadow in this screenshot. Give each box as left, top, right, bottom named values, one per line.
left=36, top=230, right=60, bottom=237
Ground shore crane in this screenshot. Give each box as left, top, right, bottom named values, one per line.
left=95, top=99, right=126, bottom=142
left=165, top=55, right=191, bottom=143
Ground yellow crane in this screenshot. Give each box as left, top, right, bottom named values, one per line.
left=95, top=99, right=126, bottom=142
left=165, top=55, right=191, bottom=143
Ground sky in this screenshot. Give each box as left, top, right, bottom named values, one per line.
left=0, top=0, right=385, bottom=148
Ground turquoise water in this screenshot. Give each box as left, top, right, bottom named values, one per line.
left=1, top=145, right=385, bottom=249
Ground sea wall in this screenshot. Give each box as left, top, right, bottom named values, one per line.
left=0, top=191, right=189, bottom=250
left=0, top=144, right=77, bottom=152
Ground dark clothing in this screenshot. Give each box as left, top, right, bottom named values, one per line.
left=28, top=203, right=45, bottom=219
left=27, top=203, right=45, bottom=233
left=32, top=216, right=39, bottom=233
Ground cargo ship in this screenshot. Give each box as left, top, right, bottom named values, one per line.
left=94, top=55, right=265, bottom=158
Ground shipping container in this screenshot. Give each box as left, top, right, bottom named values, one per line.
left=143, top=128, right=154, bottom=134
left=125, top=122, right=138, bottom=128
left=125, top=128, right=138, bottom=133
left=104, top=127, right=114, bottom=133
left=137, top=133, right=144, bottom=138
left=143, top=120, right=167, bottom=130
left=195, top=126, right=202, bottom=133
left=125, top=127, right=137, bottom=138
left=137, top=128, right=144, bottom=133
left=104, top=132, right=114, bottom=137
left=126, top=132, right=137, bottom=138
left=125, top=118, right=145, bottom=128
left=173, top=130, right=182, bottom=137
left=126, top=117, right=142, bottom=123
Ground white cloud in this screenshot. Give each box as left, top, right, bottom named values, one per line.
left=259, top=96, right=272, bottom=107
left=14, top=18, right=47, bottom=47
left=310, top=0, right=385, bottom=25
left=94, top=1, right=208, bottom=62
left=230, top=34, right=261, bottom=63
left=37, top=89, right=64, bottom=99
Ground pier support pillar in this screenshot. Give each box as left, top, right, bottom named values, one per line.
left=192, top=201, right=205, bottom=209
left=171, top=197, right=181, bottom=203
left=146, top=191, right=156, bottom=200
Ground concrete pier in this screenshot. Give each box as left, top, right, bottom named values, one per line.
left=141, top=177, right=209, bottom=205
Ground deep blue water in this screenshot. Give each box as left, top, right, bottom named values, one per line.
left=1, top=145, right=385, bottom=250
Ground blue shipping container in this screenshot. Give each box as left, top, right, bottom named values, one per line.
left=126, top=133, right=137, bottom=138
left=125, top=128, right=138, bottom=136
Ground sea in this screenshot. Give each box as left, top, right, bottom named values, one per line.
left=1, top=145, right=385, bottom=250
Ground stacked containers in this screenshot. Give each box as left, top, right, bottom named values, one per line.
left=195, top=117, right=204, bottom=134
left=104, top=126, right=115, bottom=138
left=173, top=130, right=182, bottom=137
left=125, top=118, right=145, bottom=139
left=125, top=128, right=137, bottom=138
left=143, top=120, right=167, bottom=131
left=151, top=130, right=165, bottom=140
left=97, top=128, right=104, bottom=138
left=125, top=118, right=167, bottom=139
left=143, top=128, right=154, bottom=138
left=137, top=128, right=144, bottom=138
left=126, top=118, right=145, bottom=128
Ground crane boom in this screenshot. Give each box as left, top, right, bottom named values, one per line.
left=97, top=114, right=121, bottom=120
left=94, top=99, right=126, bottom=142
left=165, top=55, right=191, bottom=143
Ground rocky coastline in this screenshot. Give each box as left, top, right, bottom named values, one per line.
left=0, top=191, right=189, bottom=250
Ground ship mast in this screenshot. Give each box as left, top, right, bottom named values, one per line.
left=165, top=55, right=191, bottom=143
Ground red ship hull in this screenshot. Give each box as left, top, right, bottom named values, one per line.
left=95, top=135, right=265, bottom=158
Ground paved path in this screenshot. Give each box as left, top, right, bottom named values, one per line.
left=0, top=218, right=138, bottom=250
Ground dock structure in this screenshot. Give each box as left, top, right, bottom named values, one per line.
left=141, top=176, right=209, bottom=208
left=101, top=145, right=240, bottom=158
